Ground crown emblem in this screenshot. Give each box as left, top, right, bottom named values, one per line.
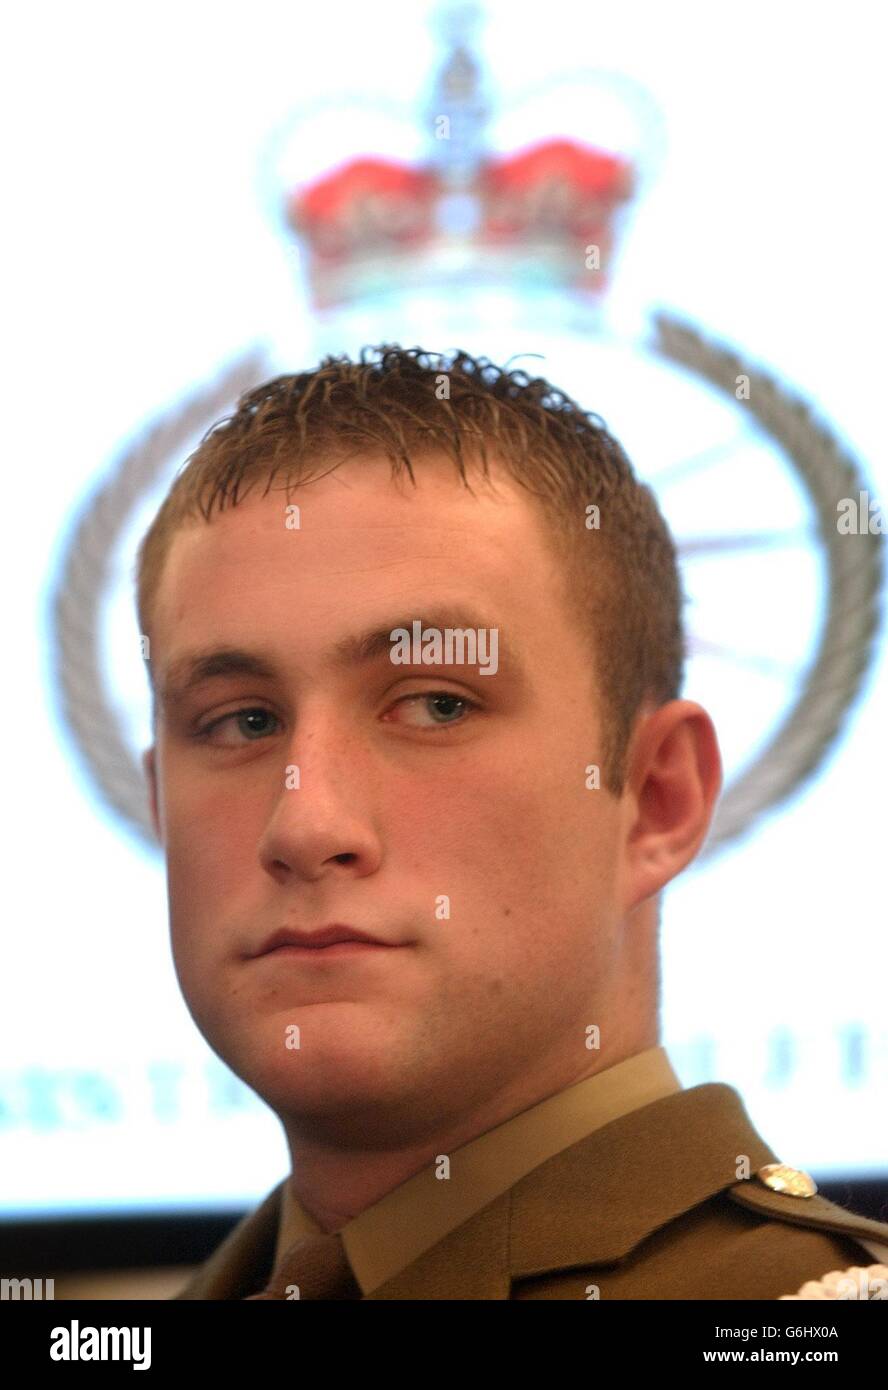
left=267, top=7, right=654, bottom=311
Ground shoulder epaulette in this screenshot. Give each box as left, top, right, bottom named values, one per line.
left=726, top=1163, right=888, bottom=1262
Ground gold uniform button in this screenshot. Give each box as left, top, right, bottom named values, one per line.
left=755, top=1162, right=818, bottom=1198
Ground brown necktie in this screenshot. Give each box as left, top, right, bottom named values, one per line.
left=244, top=1230, right=363, bottom=1300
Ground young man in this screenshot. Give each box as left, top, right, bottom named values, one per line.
left=138, top=346, right=888, bottom=1299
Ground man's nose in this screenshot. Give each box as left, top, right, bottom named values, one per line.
left=256, top=716, right=383, bottom=883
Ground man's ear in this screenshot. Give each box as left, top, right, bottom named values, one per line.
left=619, top=700, right=723, bottom=914
left=142, top=746, right=163, bottom=845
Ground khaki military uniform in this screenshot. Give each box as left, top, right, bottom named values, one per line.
left=173, top=1047, right=888, bottom=1299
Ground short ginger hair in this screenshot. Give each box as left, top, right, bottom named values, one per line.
left=135, top=344, right=686, bottom=793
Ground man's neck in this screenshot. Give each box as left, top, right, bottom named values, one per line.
left=280, top=1030, right=657, bottom=1233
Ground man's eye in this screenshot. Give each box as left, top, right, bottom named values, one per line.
left=193, top=694, right=476, bottom=746
left=389, top=692, right=478, bottom=729
left=196, top=708, right=281, bottom=746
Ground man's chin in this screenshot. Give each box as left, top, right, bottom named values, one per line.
left=221, top=1018, right=408, bottom=1105
left=253, top=1062, right=437, bottom=1148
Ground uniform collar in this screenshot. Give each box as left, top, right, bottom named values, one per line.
left=176, top=1070, right=779, bottom=1299
left=364, top=1080, right=778, bottom=1298
left=278, top=1045, right=683, bottom=1293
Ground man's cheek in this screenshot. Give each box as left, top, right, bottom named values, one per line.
left=167, top=815, right=240, bottom=897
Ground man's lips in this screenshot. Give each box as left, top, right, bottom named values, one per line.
left=249, top=925, right=402, bottom=958
left=260, top=940, right=390, bottom=961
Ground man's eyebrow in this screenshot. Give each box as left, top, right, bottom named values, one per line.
left=158, top=649, right=280, bottom=702
left=158, top=607, right=518, bottom=701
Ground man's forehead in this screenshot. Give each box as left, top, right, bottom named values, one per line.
left=149, top=456, right=565, bottom=693
left=155, top=460, right=552, bottom=608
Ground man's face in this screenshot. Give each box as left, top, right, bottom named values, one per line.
left=146, top=453, right=632, bottom=1143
